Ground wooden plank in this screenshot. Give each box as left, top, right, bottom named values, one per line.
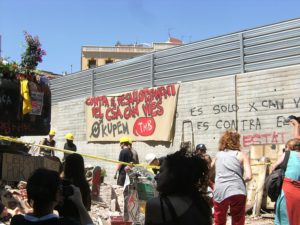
left=1, top=153, right=60, bottom=181
left=252, top=163, right=267, bottom=216
left=247, top=144, right=285, bottom=211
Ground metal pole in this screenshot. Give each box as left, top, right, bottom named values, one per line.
left=91, top=70, right=95, bottom=97
left=239, top=33, right=245, bottom=74
left=150, top=53, right=154, bottom=87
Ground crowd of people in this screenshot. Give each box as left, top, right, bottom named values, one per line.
left=11, top=156, right=93, bottom=225
left=7, top=116, right=300, bottom=225
left=115, top=118, right=300, bottom=225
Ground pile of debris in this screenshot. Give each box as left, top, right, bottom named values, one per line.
left=0, top=178, right=125, bottom=225
left=90, top=183, right=125, bottom=225
left=0, top=181, right=31, bottom=224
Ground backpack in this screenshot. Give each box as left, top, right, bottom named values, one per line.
left=265, top=151, right=290, bottom=202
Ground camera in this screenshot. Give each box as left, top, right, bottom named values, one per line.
left=285, top=115, right=300, bottom=123
left=62, top=185, right=74, bottom=197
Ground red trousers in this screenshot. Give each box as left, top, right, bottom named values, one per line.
left=283, top=177, right=300, bottom=225
left=213, top=194, right=246, bottom=225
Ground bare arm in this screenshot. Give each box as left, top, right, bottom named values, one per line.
left=210, top=157, right=216, bottom=169
left=242, top=152, right=252, bottom=182
left=290, top=119, right=300, bottom=138
left=271, top=152, right=285, bottom=172
left=209, top=157, right=216, bottom=182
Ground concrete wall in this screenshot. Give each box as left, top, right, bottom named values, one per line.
left=23, top=64, right=300, bottom=182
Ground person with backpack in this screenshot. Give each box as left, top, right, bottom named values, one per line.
left=272, top=138, right=300, bottom=225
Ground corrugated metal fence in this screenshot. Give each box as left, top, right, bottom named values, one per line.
left=50, top=18, right=300, bottom=103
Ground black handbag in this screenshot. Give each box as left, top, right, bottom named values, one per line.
left=265, top=151, right=290, bottom=202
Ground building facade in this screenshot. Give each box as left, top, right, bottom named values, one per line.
left=81, top=38, right=182, bottom=70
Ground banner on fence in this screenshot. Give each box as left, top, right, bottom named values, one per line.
left=85, top=84, right=180, bottom=142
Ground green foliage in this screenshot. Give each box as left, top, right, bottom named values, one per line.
left=0, top=60, right=20, bottom=79
left=0, top=31, right=46, bottom=79
left=20, top=31, right=46, bottom=73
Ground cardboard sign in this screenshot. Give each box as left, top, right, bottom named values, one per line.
left=91, top=166, right=101, bottom=200
left=1, top=153, right=60, bottom=181
left=85, top=84, right=180, bottom=142
left=29, top=91, right=44, bottom=116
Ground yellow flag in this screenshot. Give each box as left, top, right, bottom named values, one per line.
left=20, top=79, right=32, bottom=114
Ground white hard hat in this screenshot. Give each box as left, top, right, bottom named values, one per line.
left=145, top=153, right=157, bottom=165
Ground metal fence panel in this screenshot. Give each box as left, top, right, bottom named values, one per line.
left=51, top=18, right=300, bottom=104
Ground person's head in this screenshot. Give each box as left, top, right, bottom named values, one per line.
left=155, top=149, right=209, bottom=196
left=195, top=144, right=207, bottom=155
left=119, top=136, right=130, bottom=149
left=65, top=133, right=74, bottom=142
left=219, top=130, right=241, bottom=151
left=64, top=153, right=85, bottom=179
left=49, top=130, right=55, bottom=140
left=26, top=168, right=61, bottom=210
left=145, top=153, right=160, bottom=166
left=128, top=136, right=133, bottom=148
left=286, top=138, right=300, bottom=151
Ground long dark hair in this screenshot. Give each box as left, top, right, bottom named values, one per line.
left=157, top=149, right=209, bottom=196
left=64, top=153, right=90, bottom=208
left=155, top=149, right=211, bottom=222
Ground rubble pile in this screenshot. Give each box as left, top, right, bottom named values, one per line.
left=0, top=181, right=31, bottom=224
left=0, top=178, right=126, bottom=225
left=90, top=183, right=125, bottom=225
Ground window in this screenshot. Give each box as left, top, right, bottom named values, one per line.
left=105, top=58, right=113, bottom=64
left=88, top=59, right=96, bottom=68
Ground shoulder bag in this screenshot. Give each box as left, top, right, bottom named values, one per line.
left=265, top=151, right=290, bottom=202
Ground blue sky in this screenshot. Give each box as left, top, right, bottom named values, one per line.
left=0, top=0, right=299, bottom=74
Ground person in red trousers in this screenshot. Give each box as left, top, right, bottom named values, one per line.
left=211, top=130, right=252, bottom=225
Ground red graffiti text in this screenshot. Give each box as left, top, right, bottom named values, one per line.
left=242, top=131, right=286, bottom=147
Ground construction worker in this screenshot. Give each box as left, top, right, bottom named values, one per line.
left=39, top=130, right=56, bottom=157
left=145, top=153, right=161, bottom=174
left=115, top=136, right=133, bottom=186
left=196, top=144, right=215, bottom=190
left=128, top=136, right=139, bottom=164
left=195, top=144, right=212, bottom=165
left=63, top=133, right=77, bottom=161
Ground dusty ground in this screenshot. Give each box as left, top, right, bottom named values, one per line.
left=244, top=215, right=274, bottom=225
left=89, top=183, right=275, bottom=225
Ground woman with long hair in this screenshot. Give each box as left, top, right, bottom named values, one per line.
left=212, top=130, right=252, bottom=225
left=273, top=138, right=300, bottom=225
left=56, top=153, right=91, bottom=223
left=145, top=149, right=212, bottom=225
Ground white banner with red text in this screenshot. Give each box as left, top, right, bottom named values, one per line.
left=85, top=84, right=180, bottom=142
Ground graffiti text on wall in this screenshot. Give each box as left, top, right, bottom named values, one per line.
left=190, top=97, right=300, bottom=147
